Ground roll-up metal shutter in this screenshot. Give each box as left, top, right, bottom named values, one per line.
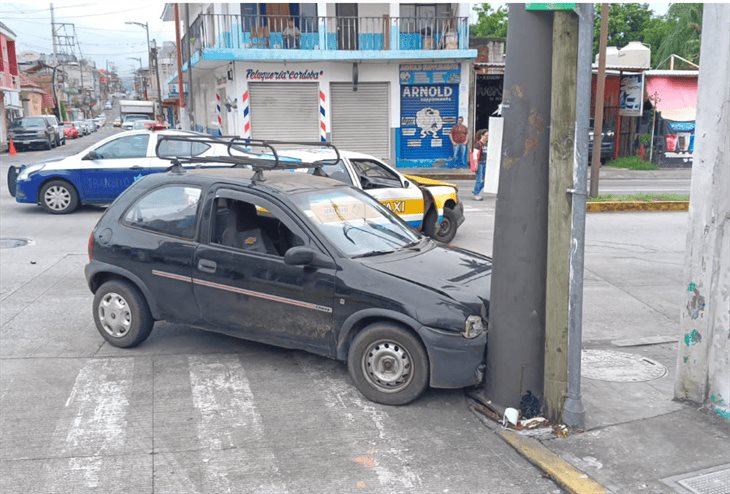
left=331, top=82, right=390, bottom=160
left=249, top=82, right=319, bottom=142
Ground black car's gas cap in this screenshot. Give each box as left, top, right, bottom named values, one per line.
left=96, top=228, right=113, bottom=245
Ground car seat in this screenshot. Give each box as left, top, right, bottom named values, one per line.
left=220, top=201, right=276, bottom=254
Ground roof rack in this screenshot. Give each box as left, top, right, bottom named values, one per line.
left=155, top=135, right=341, bottom=182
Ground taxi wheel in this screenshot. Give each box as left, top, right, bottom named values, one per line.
left=423, top=207, right=458, bottom=244
left=348, top=323, right=429, bottom=406
left=93, top=280, right=153, bottom=348
left=40, top=180, right=79, bottom=214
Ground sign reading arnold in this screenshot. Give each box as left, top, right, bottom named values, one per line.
left=399, top=64, right=460, bottom=162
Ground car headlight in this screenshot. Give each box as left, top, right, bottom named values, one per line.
left=17, top=164, right=45, bottom=181
left=463, top=315, right=487, bottom=339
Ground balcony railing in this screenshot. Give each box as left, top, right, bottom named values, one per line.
left=182, top=14, right=469, bottom=62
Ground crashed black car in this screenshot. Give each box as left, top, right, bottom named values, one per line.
left=85, top=137, right=491, bottom=405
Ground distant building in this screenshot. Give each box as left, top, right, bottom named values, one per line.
left=1, top=21, right=20, bottom=151
left=162, top=2, right=477, bottom=168
left=19, top=73, right=47, bottom=116
left=471, top=36, right=505, bottom=132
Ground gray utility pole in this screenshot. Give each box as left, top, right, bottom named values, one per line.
left=174, top=3, right=186, bottom=127
left=589, top=4, right=609, bottom=197
left=50, top=3, right=57, bottom=63
left=543, top=9, right=579, bottom=423
left=184, top=3, right=195, bottom=130
left=50, top=3, right=60, bottom=119
left=674, top=4, right=729, bottom=418
left=483, top=5, right=553, bottom=412
left=563, top=3, right=593, bottom=429
left=125, top=22, right=151, bottom=102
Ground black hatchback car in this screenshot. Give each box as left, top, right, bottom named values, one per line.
left=85, top=137, right=491, bottom=405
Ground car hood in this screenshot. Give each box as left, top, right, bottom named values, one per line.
left=360, top=240, right=491, bottom=317
left=403, top=174, right=457, bottom=189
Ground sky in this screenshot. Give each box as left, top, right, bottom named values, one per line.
left=2, top=1, right=672, bottom=78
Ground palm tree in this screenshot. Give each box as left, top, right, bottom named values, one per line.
left=655, top=3, right=703, bottom=68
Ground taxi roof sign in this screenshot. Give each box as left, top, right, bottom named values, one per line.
left=526, top=3, right=576, bottom=11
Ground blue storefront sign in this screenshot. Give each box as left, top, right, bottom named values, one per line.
left=399, top=64, right=461, bottom=167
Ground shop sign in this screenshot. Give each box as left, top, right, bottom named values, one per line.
left=400, top=63, right=461, bottom=85
left=245, top=69, right=323, bottom=81
left=619, top=73, right=644, bottom=117
left=400, top=83, right=459, bottom=160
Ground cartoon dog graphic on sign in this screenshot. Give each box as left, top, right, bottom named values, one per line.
left=416, top=107, right=443, bottom=138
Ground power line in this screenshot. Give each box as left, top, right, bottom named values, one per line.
left=1, top=6, right=148, bottom=19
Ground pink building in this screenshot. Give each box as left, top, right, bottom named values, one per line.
left=1, top=21, right=20, bottom=151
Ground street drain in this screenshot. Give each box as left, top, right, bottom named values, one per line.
left=663, top=464, right=730, bottom=494
left=0, top=238, right=32, bottom=249
left=581, top=349, right=668, bottom=382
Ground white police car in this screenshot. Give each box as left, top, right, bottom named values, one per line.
left=8, top=129, right=220, bottom=214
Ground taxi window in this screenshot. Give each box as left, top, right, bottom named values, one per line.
left=125, top=186, right=201, bottom=238
left=156, top=139, right=211, bottom=158
left=350, top=159, right=399, bottom=182
left=307, top=160, right=352, bottom=185
left=95, top=134, right=150, bottom=159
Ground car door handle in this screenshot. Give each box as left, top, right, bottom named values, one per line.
left=197, top=259, right=217, bottom=274
left=130, top=165, right=144, bottom=170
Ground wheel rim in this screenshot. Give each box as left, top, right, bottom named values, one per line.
left=437, top=217, right=453, bottom=238
left=362, top=339, right=414, bottom=393
left=98, top=292, right=132, bottom=338
left=44, top=185, right=71, bottom=211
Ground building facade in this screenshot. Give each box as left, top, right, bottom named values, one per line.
left=163, top=2, right=477, bottom=167
left=1, top=21, right=20, bottom=151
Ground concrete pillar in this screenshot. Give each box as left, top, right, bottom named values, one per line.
left=674, top=3, right=730, bottom=420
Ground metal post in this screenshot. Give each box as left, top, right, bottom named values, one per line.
left=563, top=3, right=593, bottom=429
left=174, top=3, right=185, bottom=127
left=589, top=3, right=609, bottom=197
left=185, top=3, right=195, bottom=131
left=483, top=5, right=553, bottom=411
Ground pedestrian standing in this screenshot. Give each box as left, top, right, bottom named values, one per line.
left=450, top=116, right=468, bottom=168
left=472, top=130, right=489, bottom=200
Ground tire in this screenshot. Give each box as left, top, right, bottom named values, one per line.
left=423, top=207, right=459, bottom=244
left=347, top=323, right=429, bottom=405
left=39, top=179, right=79, bottom=214
left=45, top=138, right=53, bottom=150
left=93, top=280, right=154, bottom=348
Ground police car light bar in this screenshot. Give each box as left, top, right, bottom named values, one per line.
left=155, top=135, right=341, bottom=181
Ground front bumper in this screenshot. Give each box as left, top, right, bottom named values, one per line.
left=10, top=136, right=47, bottom=146
left=417, top=325, right=486, bottom=389
left=7, top=166, right=19, bottom=197
left=453, top=201, right=465, bottom=226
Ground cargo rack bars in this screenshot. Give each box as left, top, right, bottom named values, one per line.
left=155, top=135, right=341, bottom=182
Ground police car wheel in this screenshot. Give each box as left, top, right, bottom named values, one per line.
left=40, top=180, right=79, bottom=214
left=433, top=207, right=459, bottom=243
left=348, top=323, right=429, bottom=406
left=93, top=280, right=154, bottom=348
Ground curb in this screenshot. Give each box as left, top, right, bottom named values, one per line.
left=587, top=201, right=689, bottom=213
left=408, top=173, right=475, bottom=181
left=497, top=430, right=608, bottom=494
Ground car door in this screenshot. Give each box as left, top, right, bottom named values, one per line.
left=79, top=133, right=153, bottom=202
left=192, top=189, right=337, bottom=354
left=348, top=158, right=425, bottom=229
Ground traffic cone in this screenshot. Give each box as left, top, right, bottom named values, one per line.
left=8, top=137, right=17, bottom=156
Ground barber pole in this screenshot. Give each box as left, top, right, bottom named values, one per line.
left=242, top=88, right=251, bottom=138
left=215, top=93, right=222, bottom=130
left=319, top=90, right=327, bottom=142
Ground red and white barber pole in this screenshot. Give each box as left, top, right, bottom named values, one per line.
left=319, top=90, right=327, bottom=142
left=241, top=88, right=251, bottom=139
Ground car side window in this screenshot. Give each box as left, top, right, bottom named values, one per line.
left=350, top=159, right=402, bottom=189
left=95, top=134, right=150, bottom=159
left=156, top=138, right=211, bottom=158
left=211, top=197, right=306, bottom=257
left=125, top=186, right=202, bottom=238
left=308, top=160, right=352, bottom=185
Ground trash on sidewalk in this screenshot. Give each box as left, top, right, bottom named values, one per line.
left=503, top=407, right=519, bottom=427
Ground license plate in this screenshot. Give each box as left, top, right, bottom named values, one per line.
left=22, top=141, right=30, bottom=145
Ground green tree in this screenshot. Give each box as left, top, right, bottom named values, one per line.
left=470, top=3, right=508, bottom=38
left=654, top=3, right=703, bottom=68
left=593, top=3, right=654, bottom=54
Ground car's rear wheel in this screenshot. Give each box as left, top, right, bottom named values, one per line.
left=93, top=280, right=153, bottom=348
left=348, top=323, right=429, bottom=405
left=40, top=180, right=79, bottom=214
left=46, top=138, right=53, bottom=150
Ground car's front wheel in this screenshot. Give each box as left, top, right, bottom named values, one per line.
left=39, top=180, right=79, bottom=214
left=423, top=207, right=459, bottom=243
left=93, top=280, right=154, bottom=348
left=348, top=323, right=429, bottom=405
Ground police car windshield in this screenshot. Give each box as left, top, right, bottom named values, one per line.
left=292, top=187, right=419, bottom=258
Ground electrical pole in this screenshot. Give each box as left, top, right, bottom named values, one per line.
left=174, top=3, right=186, bottom=128
left=589, top=4, right=609, bottom=197
left=483, top=5, right=553, bottom=412
left=50, top=3, right=60, bottom=119
left=544, top=9, right=579, bottom=423
left=184, top=3, right=195, bottom=130
left=674, top=3, right=730, bottom=418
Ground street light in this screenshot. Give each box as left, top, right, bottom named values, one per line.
left=125, top=21, right=151, bottom=100
left=150, top=39, right=163, bottom=121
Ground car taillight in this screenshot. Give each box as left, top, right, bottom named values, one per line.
left=88, top=232, right=94, bottom=261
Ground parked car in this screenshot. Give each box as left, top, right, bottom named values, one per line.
left=85, top=119, right=97, bottom=132
left=43, top=115, right=65, bottom=147
left=113, top=117, right=122, bottom=127
left=7, top=130, right=228, bottom=213
left=104, top=101, right=113, bottom=110
left=280, top=149, right=464, bottom=243
left=62, top=121, right=79, bottom=139
left=76, top=120, right=89, bottom=136
left=84, top=145, right=490, bottom=405
left=8, top=117, right=56, bottom=150
left=588, top=129, right=616, bottom=164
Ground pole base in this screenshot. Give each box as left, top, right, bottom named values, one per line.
left=563, top=396, right=586, bottom=429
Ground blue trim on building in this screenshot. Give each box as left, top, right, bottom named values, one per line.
left=187, top=48, right=477, bottom=64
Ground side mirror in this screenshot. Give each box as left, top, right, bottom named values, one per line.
left=284, top=246, right=315, bottom=266
left=403, top=180, right=410, bottom=188
left=83, top=150, right=100, bottom=161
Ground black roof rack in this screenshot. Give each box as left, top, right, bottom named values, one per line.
left=155, top=134, right=341, bottom=182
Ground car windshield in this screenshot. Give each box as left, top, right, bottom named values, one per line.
left=125, top=114, right=149, bottom=122
left=292, top=187, right=420, bottom=258
left=12, top=118, right=46, bottom=128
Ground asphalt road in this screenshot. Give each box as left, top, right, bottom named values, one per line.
left=0, top=131, right=690, bottom=492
